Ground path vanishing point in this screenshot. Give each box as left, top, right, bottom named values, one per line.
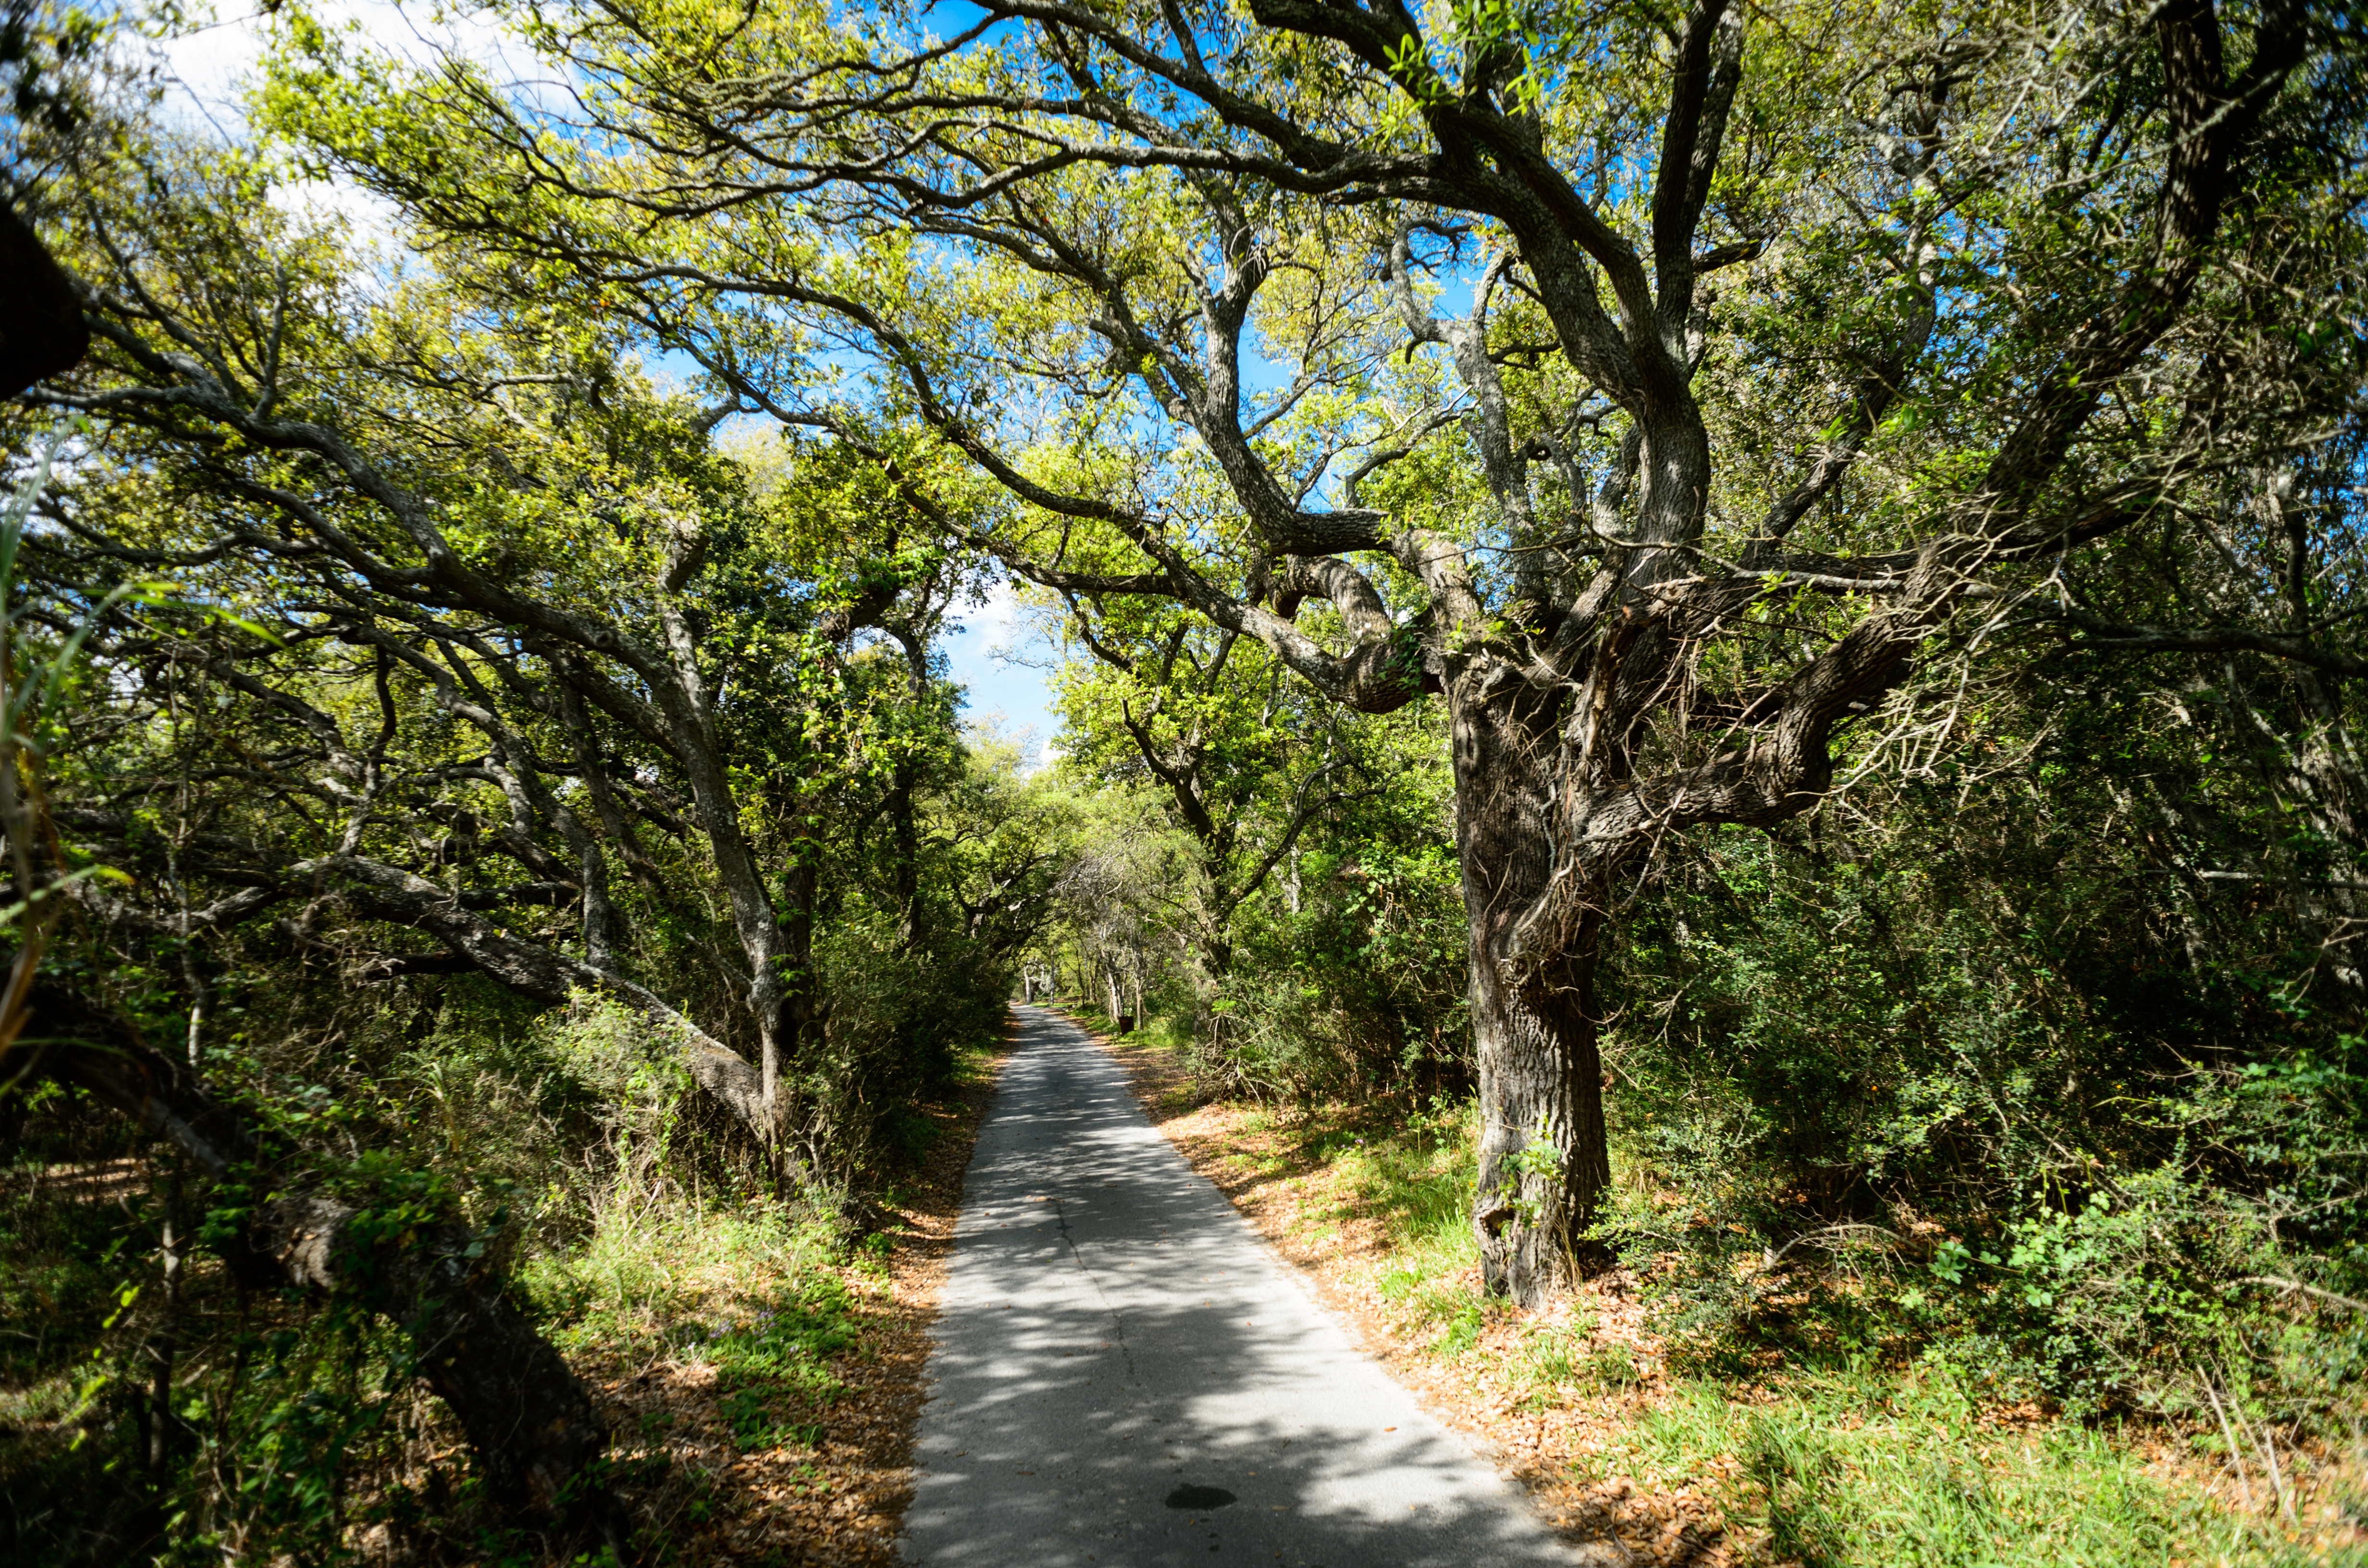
left=900, top=1004, right=1583, bottom=1568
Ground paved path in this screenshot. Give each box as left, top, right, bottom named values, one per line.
left=900, top=1005, right=1579, bottom=1568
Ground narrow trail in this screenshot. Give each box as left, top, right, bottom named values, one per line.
left=900, top=1005, right=1582, bottom=1568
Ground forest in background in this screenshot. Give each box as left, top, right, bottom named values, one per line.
left=3, top=0, right=2367, bottom=1560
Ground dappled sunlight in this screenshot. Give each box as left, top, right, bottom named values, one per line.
left=905, top=1007, right=1589, bottom=1567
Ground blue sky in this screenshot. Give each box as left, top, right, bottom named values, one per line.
left=159, top=3, right=1067, bottom=765
left=944, top=582, right=1060, bottom=768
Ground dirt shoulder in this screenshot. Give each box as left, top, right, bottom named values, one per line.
left=1084, top=1024, right=2368, bottom=1568
left=562, top=1024, right=1013, bottom=1567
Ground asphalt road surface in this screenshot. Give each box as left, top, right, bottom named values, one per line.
left=900, top=1005, right=1584, bottom=1568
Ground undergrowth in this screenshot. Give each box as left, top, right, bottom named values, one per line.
left=1207, top=1083, right=2368, bottom=1568
left=0, top=993, right=1002, bottom=1566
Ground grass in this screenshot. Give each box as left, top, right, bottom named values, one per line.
left=1161, top=1083, right=2363, bottom=1568
left=0, top=1010, right=1010, bottom=1568
left=1602, top=1369, right=2336, bottom=1568
left=515, top=1181, right=896, bottom=1473
left=704, top=1275, right=859, bottom=1450
left=518, top=1191, right=848, bottom=1353
left=1050, top=994, right=1201, bottom=1058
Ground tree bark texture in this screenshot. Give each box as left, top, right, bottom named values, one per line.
left=258, top=1195, right=607, bottom=1512
left=1450, top=689, right=1613, bottom=1304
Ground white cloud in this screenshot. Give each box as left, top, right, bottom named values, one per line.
left=946, top=577, right=1058, bottom=767
left=155, top=7, right=268, bottom=133
left=962, top=580, right=1024, bottom=646
left=267, top=173, right=402, bottom=251
left=158, top=0, right=548, bottom=138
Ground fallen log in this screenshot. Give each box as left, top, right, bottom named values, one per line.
left=14, top=982, right=608, bottom=1512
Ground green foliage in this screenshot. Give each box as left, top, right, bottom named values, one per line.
left=3, top=0, right=2363, bottom=1556
left=1206, top=838, right=1471, bottom=1104
left=0, top=67, right=1035, bottom=1549
left=1742, top=1415, right=1847, bottom=1568
left=1593, top=694, right=2368, bottom=1427
left=1225, top=1092, right=2320, bottom=1563
left=803, top=913, right=1011, bottom=1172
left=705, top=1277, right=857, bottom=1449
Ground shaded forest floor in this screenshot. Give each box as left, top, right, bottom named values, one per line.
left=1081, top=1012, right=2368, bottom=1568
left=15, top=1006, right=2360, bottom=1565
left=0, top=1025, right=1013, bottom=1568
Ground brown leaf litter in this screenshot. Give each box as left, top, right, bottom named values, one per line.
left=1083, top=1024, right=2368, bottom=1568
left=341, top=1024, right=1015, bottom=1566
left=571, top=1027, right=1016, bottom=1566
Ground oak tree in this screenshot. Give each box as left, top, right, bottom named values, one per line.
left=269, top=0, right=2335, bottom=1301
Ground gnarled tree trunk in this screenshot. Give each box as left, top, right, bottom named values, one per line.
left=258, top=1196, right=606, bottom=1511
left=1451, top=692, right=1614, bottom=1305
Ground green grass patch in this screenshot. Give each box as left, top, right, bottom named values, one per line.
left=705, top=1276, right=857, bottom=1407
left=715, top=1385, right=827, bottom=1454
left=949, top=1027, right=1011, bottom=1089
left=1305, top=1100, right=1487, bottom=1345
left=518, top=1192, right=842, bottom=1352
left=1601, top=1367, right=2322, bottom=1568
left=1519, top=1319, right=1594, bottom=1385
left=1251, top=1096, right=2342, bottom=1565
left=519, top=1191, right=873, bottom=1455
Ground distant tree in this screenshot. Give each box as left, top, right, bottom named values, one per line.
left=1052, top=600, right=1378, bottom=981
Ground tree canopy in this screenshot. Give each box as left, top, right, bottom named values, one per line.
left=259, top=0, right=2362, bottom=1298
left=4, top=0, right=2368, bottom=1556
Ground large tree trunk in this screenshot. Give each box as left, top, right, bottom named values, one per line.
left=0, top=199, right=90, bottom=397
left=259, top=1196, right=606, bottom=1510
left=23, top=983, right=608, bottom=1512
left=779, top=850, right=819, bottom=1062
left=889, top=757, right=922, bottom=942
left=1451, top=696, right=1614, bottom=1306
left=1465, top=920, right=1613, bottom=1305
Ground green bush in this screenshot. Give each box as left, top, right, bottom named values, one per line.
left=1199, top=844, right=1470, bottom=1105
left=805, top=915, right=1011, bottom=1174
left=1600, top=805, right=2368, bottom=1424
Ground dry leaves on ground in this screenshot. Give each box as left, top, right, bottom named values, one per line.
left=358, top=1029, right=1013, bottom=1566
left=1085, top=1028, right=2368, bottom=1567
left=579, top=1034, right=1010, bottom=1567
